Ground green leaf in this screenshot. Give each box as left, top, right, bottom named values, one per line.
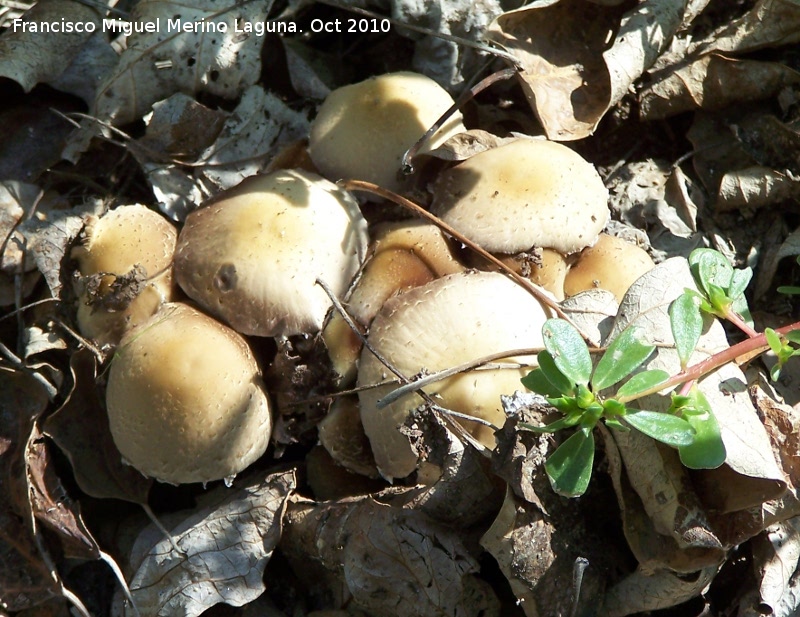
left=542, top=319, right=592, bottom=387
left=591, top=326, right=655, bottom=391
left=521, top=367, right=562, bottom=397
left=624, top=410, right=695, bottom=447
left=604, top=418, right=629, bottom=431
left=784, top=330, right=800, bottom=344
left=520, top=413, right=581, bottom=434
left=536, top=351, right=576, bottom=396
left=544, top=428, right=595, bottom=498
left=691, top=249, right=734, bottom=295
left=615, top=369, right=670, bottom=399
left=669, top=292, right=703, bottom=368
left=729, top=267, right=752, bottom=299
left=765, top=328, right=783, bottom=355
left=777, top=285, right=800, bottom=295
left=730, top=294, right=754, bottom=329
left=677, top=390, right=726, bottom=469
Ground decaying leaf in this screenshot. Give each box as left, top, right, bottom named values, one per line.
left=94, top=0, right=274, bottom=126
left=122, top=470, right=295, bottom=617
left=752, top=519, right=800, bottom=613
left=43, top=350, right=153, bottom=504
left=283, top=496, right=498, bottom=616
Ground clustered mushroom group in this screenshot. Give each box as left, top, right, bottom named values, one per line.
left=72, top=71, right=655, bottom=487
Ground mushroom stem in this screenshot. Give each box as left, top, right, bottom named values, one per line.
left=339, top=179, right=597, bottom=343
left=401, top=67, right=519, bottom=173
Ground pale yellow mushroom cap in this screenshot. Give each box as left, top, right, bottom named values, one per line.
left=564, top=233, right=655, bottom=302
left=432, top=139, right=610, bottom=255
left=357, top=271, right=549, bottom=480
left=71, top=204, right=177, bottom=346
left=106, top=303, right=272, bottom=485
left=308, top=71, right=464, bottom=192
left=174, top=169, right=369, bottom=337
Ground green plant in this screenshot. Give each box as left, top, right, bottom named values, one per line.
left=521, top=248, right=800, bottom=497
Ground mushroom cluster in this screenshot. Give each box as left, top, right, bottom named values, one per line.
left=75, top=69, right=651, bottom=488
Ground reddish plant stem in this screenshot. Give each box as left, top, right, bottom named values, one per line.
left=617, top=320, right=800, bottom=405
left=724, top=309, right=759, bottom=338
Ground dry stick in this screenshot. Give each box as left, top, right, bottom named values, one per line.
left=401, top=67, right=519, bottom=173
left=338, top=180, right=589, bottom=336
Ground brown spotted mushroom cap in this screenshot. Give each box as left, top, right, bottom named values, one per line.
left=432, top=139, right=609, bottom=255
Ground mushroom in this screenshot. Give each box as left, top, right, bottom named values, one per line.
left=323, top=220, right=465, bottom=384
left=173, top=169, right=369, bottom=337
left=308, top=71, right=465, bottom=192
left=431, top=138, right=609, bottom=298
left=106, top=302, right=272, bottom=485
left=564, top=233, right=655, bottom=302
left=357, top=271, right=550, bottom=480
left=71, top=204, right=177, bottom=346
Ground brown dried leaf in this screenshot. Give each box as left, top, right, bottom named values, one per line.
left=752, top=519, right=800, bottom=612
left=640, top=54, right=800, bottom=120
left=123, top=470, right=296, bottom=617
left=425, top=130, right=518, bottom=162
left=283, top=496, right=497, bottom=617
left=94, top=0, right=274, bottom=126
left=43, top=350, right=152, bottom=504
left=0, top=370, right=60, bottom=612
left=26, top=422, right=99, bottom=560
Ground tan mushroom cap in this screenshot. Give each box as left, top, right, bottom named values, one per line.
left=308, top=71, right=465, bottom=192
left=106, top=303, right=272, bottom=485
left=71, top=204, right=177, bottom=346
left=564, top=233, right=655, bottom=302
left=174, top=169, right=368, bottom=337
left=432, top=139, right=610, bottom=255
left=323, top=220, right=465, bottom=385
left=357, top=271, right=549, bottom=480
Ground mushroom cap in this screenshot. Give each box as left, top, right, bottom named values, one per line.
left=106, top=303, right=272, bottom=485
left=357, top=271, right=549, bottom=480
left=174, top=169, right=368, bottom=337
left=564, top=233, right=655, bottom=302
left=71, top=204, right=177, bottom=346
left=308, top=71, right=464, bottom=192
left=432, top=139, right=609, bottom=254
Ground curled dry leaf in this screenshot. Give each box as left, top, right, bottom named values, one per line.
left=43, top=350, right=153, bottom=504
left=94, top=0, right=274, bottom=126
left=751, top=519, right=800, bottom=613
left=282, top=497, right=498, bottom=617
left=122, top=470, right=296, bottom=617
left=0, top=370, right=60, bottom=612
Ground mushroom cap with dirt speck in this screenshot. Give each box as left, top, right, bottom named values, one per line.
left=308, top=71, right=464, bottom=192
left=71, top=204, right=177, bottom=347
left=174, top=169, right=369, bottom=337
left=106, top=302, right=272, bottom=485
left=432, top=139, right=610, bottom=255
left=564, top=233, right=655, bottom=302
left=356, top=271, right=550, bottom=480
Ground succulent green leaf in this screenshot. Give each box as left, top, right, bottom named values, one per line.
left=520, top=413, right=581, bottom=434
left=784, top=330, right=800, bottom=344
left=777, top=285, right=800, bottom=295
left=602, top=398, right=627, bottom=417
left=591, top=327, right=655, bottom=391
left=536, top=351, right=576, bottom=396
left=604, top=417, right=629, bottom=431
left=730, top=294, right=754, bottom=329
left=542, top=319, right=592, bottom=387
left=690, top=249, right=734, bottom=295
left=624, top=410, right=695, bottom=447
left=677, top=390, right=726, bottom=469
left=544, top=428, right=595, bottom=498
left=729, top=268, right=752, bottom=299
left=615, top=369, right=670, bottom=399
left=521, top=366, right=562, bottom=398
left=670, top=292, right=703, bottom=368
left=765, top=328, right=783, bottom=355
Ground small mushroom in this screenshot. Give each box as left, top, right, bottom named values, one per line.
left=174, top=169, right=369, bottom=337
left=71, top=204, right=177, bottom=346
left=357, top=271, right=550, bottom=480
left=432, top=138, right=609, bottom=299
left=308, top=71, right=465, bottom=192
left=106, top=303, right=272, bottom=485
left=323, top=220, right=465, bottom=385
left=564, top=233, right=655, bottom=302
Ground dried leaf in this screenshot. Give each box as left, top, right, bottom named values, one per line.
left=425, top=130, right=518, bottom=163
left=0, top=370, right=60, bottom=612
left=0, top=0, right=101, bottom=93
left=752, top=519, right=800, bottom=612
left=43, top=350, right=153, bottom=504
left=26, top=422, right=99, bottom=560
left=138, top=94, right=228, bottom=159
left=123, top=470, right=295, bottom=617
left=283, top=497, right=497, bottom=617
left=94, top=0, right=275, bottom=126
